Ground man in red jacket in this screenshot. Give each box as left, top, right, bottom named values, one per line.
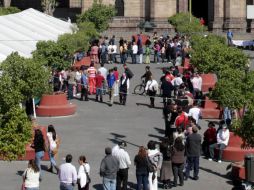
left=175, top=106, right=189, bottom=130
left=95, top=71, right=105, bottom=102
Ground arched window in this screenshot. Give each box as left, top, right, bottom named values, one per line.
left=115, top=0, right=124, bottom=16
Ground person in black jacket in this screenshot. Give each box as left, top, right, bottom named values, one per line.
left=185, top=126, right=202, bottom=181
left=100, top=147, right=119, bottom=190
left=161, top=76, right=174, bottom=107
left=134, top=146, right=149, bottom=190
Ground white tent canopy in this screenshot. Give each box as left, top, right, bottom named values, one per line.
left=0, top=8, right=73, bottom=62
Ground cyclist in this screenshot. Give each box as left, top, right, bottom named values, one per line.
left=141, top=66, right=152, bottom=83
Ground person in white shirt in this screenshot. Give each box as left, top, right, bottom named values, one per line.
left=98, top=63, right=108, bottom=94
left=145, top=75, right=159, bottom=108
left=77, top=155, right=90, bottom=190
left=132, top=42, right=138, bottom=64
left=191, top=73, right=202, bottom=98
left=47, top=125, right=59, bottom=173
left=108, top=43, right=114, bottom=64
left=147, top=140, right=163, bottom=190
left=59, top=154, right=77, bottom=190
left=188, top=102, right=202, bottom=125
left=209, top=125, right=230, bottom=163
left=112, top=141, right=131, bottom=190
left=23, top=159, right=40, bottom=190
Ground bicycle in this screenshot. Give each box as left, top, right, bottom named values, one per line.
left=133, top=79, right=146, bottom=95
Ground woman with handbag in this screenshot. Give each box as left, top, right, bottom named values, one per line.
left=22, top=159, right=40, bottom=190
left=46, top=125, right=59, bottom=173
left=77, top=155, right=91, bottom=190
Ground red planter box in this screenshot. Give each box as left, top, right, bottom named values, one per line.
left=36, top=94, right=77, bottom=117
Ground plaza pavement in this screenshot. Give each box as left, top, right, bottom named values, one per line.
left=0, top=60, right=237, bottom=190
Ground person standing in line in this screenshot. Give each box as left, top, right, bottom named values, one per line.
left=77, top=155, right=91, bottom=190
left=119, top=73, right=130, bottom=105
left=132, top=42, right=138, bottom=64
left=98, top=63, right=108, bottom=95
left=58, top=154, right=77, bottom=190
left=185, top=126, right=202, bottom=181
left=108, top=42, right=114, bottom=64
left=100, top=147, right=119, bottom=190
left=87, top=62, right=97, bottom=95
left=113, top=67, right=119, bottom=97
left=145, top=75, right=159, bottom=108
left=112, top=142, right=131, bottom=190
left=171, top=137, right=185, bottom=187
left=95, top=71, right=105, bottom=102
left=190, top=73, right=202, bottom=99
left=134, top=146, right=149, bottom=190
left=80, top=67, right=89, bottom=101
left=188, top=101, right=202, bottom=126
left=22, top=159, right=40, bottom=190
left=107, top=69, right=116, bottom=106
left=67, top=67, right=76, bottom=100
left=47, top=125, right=60, bottom=173
left=147, top=141, right=163, bottom=190
left=160, top=138, right=173, bottom=189
left=90, top=42, right=99, bottom=64
left=145, top=44, right=151, bottom=64
left=31, top=129, right=45, bottom=179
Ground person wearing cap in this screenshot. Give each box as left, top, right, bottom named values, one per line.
left=209, top=124, right=230, bottom=163
left=58, top=154, right=77, bottom=190
left=100, top=147, right=119, bottom=190
left=112, top=142, right=131, bottom=190
left=185, top=126, right=202, bottom=181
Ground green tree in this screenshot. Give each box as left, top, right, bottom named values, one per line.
left=32, top=40, right=71, bottom=70
left=1, top=52, right=51, bottom=99
left=77, top=1, right=115, bottom=32
left=190, top=35, right=248, bottom=74
left=0, top=53, right=51, bottom=160
left=0, top=6, right=20, bottom=15
left=0, top=106, right=32, bottom=160
left=168, top=13, right=206, bottom=34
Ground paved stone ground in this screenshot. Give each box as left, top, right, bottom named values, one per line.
left=0, top=59, right=238, bottom=190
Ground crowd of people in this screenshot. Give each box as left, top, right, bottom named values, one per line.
left=22, top=32, right=234, bottom=190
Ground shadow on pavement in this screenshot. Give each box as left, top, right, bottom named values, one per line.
left=93, top=184, right=103, bottom=190
left=16, top=170, right=24, bottom=176
left=109, top=133, right=140, bottom=148
left=199, top=166, right=231, bottom=180
left=148, top=134, right=165, bottom=141
left=136, top=102, right=163, bottom=110
left=154, top=127, right=165, bottom=134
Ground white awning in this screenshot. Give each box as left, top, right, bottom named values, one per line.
left=0, top=8, right=73, bottom=62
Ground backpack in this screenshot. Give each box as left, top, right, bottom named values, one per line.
left=146, top=156, right=157, bottom=172
left=126, top=68, right=134, bottom=79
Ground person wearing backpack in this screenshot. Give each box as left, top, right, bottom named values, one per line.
left=147, top=141, right=163, bottom=190
left=123, top=64, right=134, bottom=80
left=160, top=139, right=173, bottom=189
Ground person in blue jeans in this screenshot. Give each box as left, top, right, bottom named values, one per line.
left=31, top=129, right=45, bottom=180
left=134, top=146, right=149, bottom=190
left=100, top=147, right=119, bottom=190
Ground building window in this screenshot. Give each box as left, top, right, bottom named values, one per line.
left=115, top=0, right=124, bottom=16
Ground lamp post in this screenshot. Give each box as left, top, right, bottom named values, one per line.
left=189, top=0, right=192, bottom=22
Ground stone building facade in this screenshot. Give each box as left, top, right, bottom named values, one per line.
left=71, top=0, right=254, bottom=33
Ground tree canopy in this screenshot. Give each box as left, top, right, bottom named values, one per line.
left=77, top=1, right=115, bottom=32
left=0, top=53, right=51, bottom=160
left=168, top=13, right=206, bottom=35
left=0, top=6, right=20, bottom=15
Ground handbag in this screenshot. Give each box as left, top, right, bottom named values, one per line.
left=83, top=164, right=91, bottom=184
left=146, top=156, right=156, bottom=173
